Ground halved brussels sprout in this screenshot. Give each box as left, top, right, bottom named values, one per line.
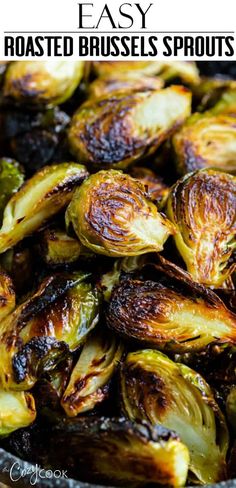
left=120, top=349, right=229, bottom=484
left=0, top=158, right=24, bottom=223
left=172, top=114, right=236, bottom=174
left=0, top=271, right=15, bottom=321
left=106, top=272, right=236, bottom=352
left=68, top=86, right=191, bottom=169
left=211, top=88, right=236, bottom=117
left=61, top=329, right=124, bottom=416
left=45, top=416, right=190, bottom=487
left=166, top=169, right=236, bottom=287
left=93, top=61, right=199, bottom=85
left=0, top=271, right=99, bottom=390
left=66, top=170, right=175, bottom=257
left=0, top=162, right=89, bottom=254
left=4, top=61, right=84, bottom=106
left=129, top=166, right=170, bottom=205
left=0, top=390, right=36, bottom=437
left=0, top=243, right=34, bottom=296
left=88, top=75, right=163, bottom=99
left=38, top=228, right=81, bottom=266
left=193, top=78, right=236, bottom=113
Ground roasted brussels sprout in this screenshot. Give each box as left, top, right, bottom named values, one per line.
left=61, top=329, right=124, bottom=416
left=4, top=61, right=84, bottom=107
left=0, top=270, right=15, bottom=321
left=66, top=170, right=175, bottom=257
left=211, top=88, right=236, bottom=117
left=0, top=242, right=34, bottom=296
left=88, top=75, right=163, bottom=99
left=0, top=390, right=36, bottom=437
left=0, top=162, right=88, bottom=254
left=120, top=350, right=229, bottom=484
left=166, top=169, right=236, bottom=287
left=34, top=355, right=73, bottom=413
left=68, top=86, right=191, bottom=169
left=38, top=228, right=81, bottom=266
left=99, top=255, right=147, bottom=301
left=172, top=114, right=236, bottom=174
left=129, top=166, right=170, bottom=205
left=0, top=271, right=99, bottom=389
left=0, top=107, right=70, bottom=171
left=93, top=61, right=200, bottom=85
left=42, top=416, right=190, bottom=487
left=0, top=158, right=24, bottom=223
left=193, top=78, right=236, bottom=113
left=106, top=273, right=236, bottom=352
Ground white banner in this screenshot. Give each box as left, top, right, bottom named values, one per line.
left=0, top=0, right=235, bottom=60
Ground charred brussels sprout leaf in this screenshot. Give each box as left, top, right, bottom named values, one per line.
left=0, top=158, right=24, bottom=223
left=66, top=170, right=175, bottom=257
left=0, top=390, right=36, bottom=437
left=88, top=74, right=164, bottom=99
left=173, top=114, right=236, bottom=174
left=166, top=169, right=236, bottom=287
left=0, top=163, right=89, bottom=254
left=0, top=271, right=15, bottom=321
left=38, top=228, right=81, bottom=266
left=0, top=271, right=99, bottom=389
left=44, top=416, right=190, bottom=487
left=106, top=275, right=236, bottom=352
left=68, top=86, right=191, bottom=169
left=120, top=350, right=229, bottom=484
left=61, top=329, right=124, bottom=415
left=4, top=61, right=84, bottom=107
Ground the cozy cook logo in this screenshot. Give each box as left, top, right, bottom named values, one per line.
left=2, top=463, right=68, bottom=485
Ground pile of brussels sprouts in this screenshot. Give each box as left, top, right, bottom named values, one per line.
left=0, top=60, right=235, bottom=487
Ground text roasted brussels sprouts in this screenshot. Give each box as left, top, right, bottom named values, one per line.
left=120, top=350, right=229, bottom=484
left=0, top=271, right=99, bottom=390
left=45, top=416, right=190, bottom=487
left=68, top=86, right=191, bottom=169
left=66, top=170, right=175, bottom=257
left=166, top=169, right=236, bottom=287
left=4, top=61, right=84, bottom=106
left=0, top=158, right=24, bottom=223
left=173, top=114, right=236, bottom=174
left=0, top=162, right=89, bottom=254
left=0, top=390, right=36, bottom=437
left=61, top=329, right=124, bottom=416
left=106, top=274, right=236, bottom=352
